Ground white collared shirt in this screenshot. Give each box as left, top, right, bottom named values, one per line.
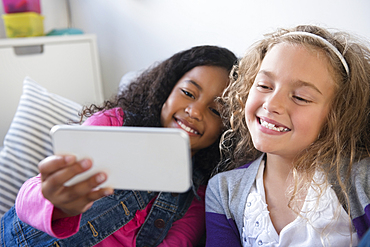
left=242, top=160, right=358, bottom=247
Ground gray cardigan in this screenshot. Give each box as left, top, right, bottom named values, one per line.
left=205, top=154, right=370, bottom=246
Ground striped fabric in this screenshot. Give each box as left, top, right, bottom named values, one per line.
left=0, top=77, right=82, bottom=216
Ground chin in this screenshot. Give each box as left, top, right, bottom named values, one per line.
left=252, top=141, right=270, bottom=154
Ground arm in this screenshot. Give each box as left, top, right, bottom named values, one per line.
left=351, top=157, right=370, bottom=239
left=15, top=108, right=124, bottom=238
left=205, top=175, right=242, bottom=247
left=15, top=155, right=107, bottom=239
left=15, top=174, right=81, bottom=238
left=158, top=186, right=206, bottom=247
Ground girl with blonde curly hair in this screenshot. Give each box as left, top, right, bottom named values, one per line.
left=206, top=25, right=370, bottom=246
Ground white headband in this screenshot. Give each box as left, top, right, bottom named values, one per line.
left=281, top=31, right=350, bottom=76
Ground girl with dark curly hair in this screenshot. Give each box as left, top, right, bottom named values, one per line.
left=1, top=45, right=237, bottom=247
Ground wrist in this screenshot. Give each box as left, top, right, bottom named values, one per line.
left=52, top=207, right=73, bottom=221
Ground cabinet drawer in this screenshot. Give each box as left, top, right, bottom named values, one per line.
left=0, top=34, right=104, bottom=143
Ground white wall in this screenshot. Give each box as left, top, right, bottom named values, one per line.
left=1, top=0, right=370, bottom=100
left=0, top=0, right=70, bottom=37
left=69, top=0, right=370, bottom=100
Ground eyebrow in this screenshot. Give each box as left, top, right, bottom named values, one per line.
left=184, top=79, right=221, bottom=103
left=185, top=80, right=202, bottom=91
left=257, top=70, right=323, bottom=95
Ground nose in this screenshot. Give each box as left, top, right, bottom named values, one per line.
left=263, top=92, right=285, bottom=115
left=185, top=103, right=203, bottom=121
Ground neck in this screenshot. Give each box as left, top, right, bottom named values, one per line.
left=264, top=154, right=294, bottom=183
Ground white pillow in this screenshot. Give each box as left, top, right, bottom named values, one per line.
left=118, top=70, right=142, bottom=93
left=0, top=77, right=82, bottom=216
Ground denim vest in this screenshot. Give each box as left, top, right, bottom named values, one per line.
left=1, top=169, right=203, bottom=247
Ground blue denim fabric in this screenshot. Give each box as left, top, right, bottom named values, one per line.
left=1, top=188, right=196, bottom=247
left=1, top=163, right=203, bottom=247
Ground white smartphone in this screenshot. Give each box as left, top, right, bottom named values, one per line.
left=50, top=125, right=192, bottom=192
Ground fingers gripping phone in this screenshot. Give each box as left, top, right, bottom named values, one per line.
left=50, top=125, right=192, bottom=193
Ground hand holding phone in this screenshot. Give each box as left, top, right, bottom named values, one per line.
left=38, top=155, right=113, bottom=219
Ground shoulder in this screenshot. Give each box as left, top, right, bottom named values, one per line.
left=352, top=157, right=370, bottom=176
left=207, top=155, right=263, bottom=192
left=347, top=157, right=370, bottom=192
left=206, top=155, right=263, bottom=210
left=83, top=107, right=124, bottom=126
left=350, top=157, right=370, bottom=195
left=205, top=155, right=264, bottom=232
left=345, top=157, right=370, bottom=234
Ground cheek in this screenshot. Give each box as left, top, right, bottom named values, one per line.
left=293, top=109, right=327, bottom=142
left=161, top=92, right=178, bottom=118
left=160, top=102, right=169, bottom=126
left=245, top=95, right=258, bottom=124
left=206, top=118, right=223, bottom=143
left=313, top=110, right=329, bottom=136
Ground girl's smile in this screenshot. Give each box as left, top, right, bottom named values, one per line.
left=258, top=116, right=290, bottom=133
left=176, top=118, right=200, bottom=135
left=245, top=43, right=336, bottom=160
left=161, top=65, right=229, bottom=156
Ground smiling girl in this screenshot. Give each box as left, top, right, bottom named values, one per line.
left=1, top=45, right=237, bottom=247
left=205, top=25, right=370, bottom=246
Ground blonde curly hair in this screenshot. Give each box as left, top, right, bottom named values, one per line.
left=215, top=25, right=370, bottom=216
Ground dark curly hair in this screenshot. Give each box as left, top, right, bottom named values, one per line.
left=80, top=45, right=238, bottom=184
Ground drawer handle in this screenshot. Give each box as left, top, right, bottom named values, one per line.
left=13, top=45, right=44, bottom=56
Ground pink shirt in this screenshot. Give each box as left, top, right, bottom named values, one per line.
left=16, top=108, right=206, bottom=246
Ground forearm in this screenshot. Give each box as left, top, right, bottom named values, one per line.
left=15, top=174, right=81, bottom=238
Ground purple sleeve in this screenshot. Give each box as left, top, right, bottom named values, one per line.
left=205, top=175, right=242, bottom=247
left=205, top=212, right=242, bottom=247
left=353, top=204, right=370, bottom=239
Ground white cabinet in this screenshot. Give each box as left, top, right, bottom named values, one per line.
left=0, top=34, right=104, bottom=143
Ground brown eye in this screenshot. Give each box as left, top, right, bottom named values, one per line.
left=210, top=107, right=220, bottom=117
left=293, top=95, right=311, bottom=103
left=257, top=84, right=271, bottom=90
left=181, top=89, right=195, bottom=99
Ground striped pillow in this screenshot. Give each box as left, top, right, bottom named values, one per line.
left=0, top=77, right=82, bottom=216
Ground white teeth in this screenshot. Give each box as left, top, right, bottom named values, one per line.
left=177, top=120, right=199, bottom=134
left=260, top=119, right=289, bottom=132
